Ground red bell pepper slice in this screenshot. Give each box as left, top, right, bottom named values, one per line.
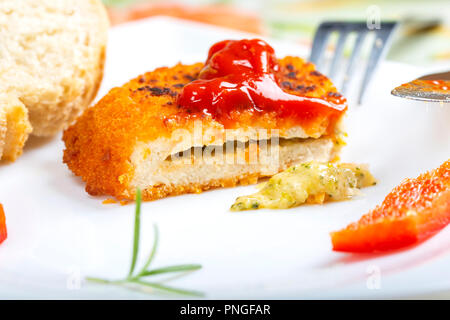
left=331, top=159, right=450, bottom=253
left=0, top=204, right=7, bottom=245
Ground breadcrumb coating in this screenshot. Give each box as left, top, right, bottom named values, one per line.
left=63, top=57, right=346, bottom=200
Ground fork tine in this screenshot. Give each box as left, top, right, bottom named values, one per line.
left=357, top=23, right=397, bottom=104
left=310, top=21, right=397, bottom=104
left=328, top=31, right=349, bottom=81
left=309, top=24, right=332, bottom=68
left=341, top=31, right=367, bottom=95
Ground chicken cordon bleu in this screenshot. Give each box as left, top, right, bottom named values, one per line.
left=63, top=39, right=347, bottom=201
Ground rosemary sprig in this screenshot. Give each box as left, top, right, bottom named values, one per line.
left=86, top=188, right=203, bottom=296
left=128, top=188, right=142, bottom=277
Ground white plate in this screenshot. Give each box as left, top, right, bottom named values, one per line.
left=0, top=17, right=449, bottom=299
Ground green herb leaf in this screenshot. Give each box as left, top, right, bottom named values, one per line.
left=85, top=277, right=112, bottom=284
left=138, top=224, right=159, bottom=275
left=87, top=188, right=202, bottom=297
left=140, top=264, right=202, bottom=277
left=128, top=188, right=141, bottom=277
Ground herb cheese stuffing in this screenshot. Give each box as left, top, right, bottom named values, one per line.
left=231, top=162, right=376, bottom=211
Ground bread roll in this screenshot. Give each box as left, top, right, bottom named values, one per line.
left=0, top=0, right=109, bottom=161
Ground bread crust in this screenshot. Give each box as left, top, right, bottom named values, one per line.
left=63, top=57, right=346, bottom=200
left=0, top=94, right=32, bottom=161
left=0, top=109, right=7, bottom=158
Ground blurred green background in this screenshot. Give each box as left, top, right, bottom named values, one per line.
left=102, top=0, right=450, bottom=67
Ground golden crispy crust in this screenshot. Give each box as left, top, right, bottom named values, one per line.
left=140, top=174, right=260, bottom=201
left=63, top=57, right=345, bottom=200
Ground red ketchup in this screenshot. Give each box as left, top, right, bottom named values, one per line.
left=177, top=39, right=346, bottom=129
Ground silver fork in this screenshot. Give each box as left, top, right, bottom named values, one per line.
left=309, top=21, right=397, bottom=104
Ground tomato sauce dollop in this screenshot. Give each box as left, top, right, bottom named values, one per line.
left=177, top=39, right=346, bottom=129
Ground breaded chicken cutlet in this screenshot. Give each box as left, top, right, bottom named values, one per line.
left=63, top=39, right=347, bottom=201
